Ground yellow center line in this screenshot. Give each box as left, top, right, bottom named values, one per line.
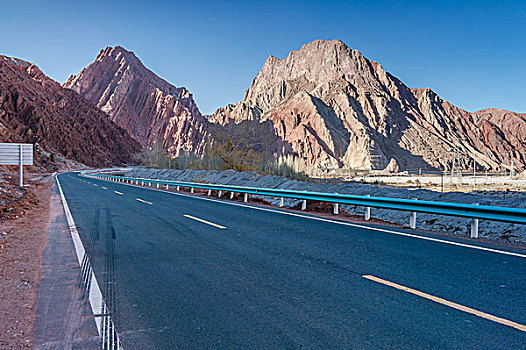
left=101, top=187, right=107, bottom=190
left=136, top=198, right=153, bottom=205
left=362, top=274, right=526, bottom=333
left=184, top=214, right=226, bottom=229
left=114, top=191, right=123, bottom=195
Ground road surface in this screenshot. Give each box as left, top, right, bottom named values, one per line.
left=56, top=172, right=526, bottom=349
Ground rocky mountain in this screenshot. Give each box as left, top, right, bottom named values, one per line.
left=0, top=55, right=140, bottom=169
left=63, top=46, right=207, bottom=156
left=209, top=39, right=526, bottom=172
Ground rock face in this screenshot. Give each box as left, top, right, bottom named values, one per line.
left=209, top=39, right=526, bottom=171
left=64, top=46, right=207, bottom=156
left=0, top=55, right=140, bottom=168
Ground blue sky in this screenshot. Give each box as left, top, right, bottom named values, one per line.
left=2, top=0, right=525, bottom=114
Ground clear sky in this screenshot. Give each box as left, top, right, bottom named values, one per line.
left=2, top=0, right=525, bottom=114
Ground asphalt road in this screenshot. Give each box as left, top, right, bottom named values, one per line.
left=57, top=172, right=526, bottom=349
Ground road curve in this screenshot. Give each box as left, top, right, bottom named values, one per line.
left=57, top=172, right=526, bottom=349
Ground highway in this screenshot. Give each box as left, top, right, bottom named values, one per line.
left=57, top=172, right=526, bottom=349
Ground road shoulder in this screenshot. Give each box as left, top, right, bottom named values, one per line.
left=33, top=178, right=99, bottom=349
left=0, top=176, right=50, bottom=349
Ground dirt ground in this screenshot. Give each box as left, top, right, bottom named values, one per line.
left=0, top=174, right=52, bottom=349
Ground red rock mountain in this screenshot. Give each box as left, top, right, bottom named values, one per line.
left=0, top=55, right=140, bottom=168
left=209, top=39, right=526, bottom=172
left=63, top=46, right=207, bottom=156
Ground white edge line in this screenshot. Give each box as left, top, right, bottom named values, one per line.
left=91, top=174, right=526, bottom=259
left=55, top=174, right=121, bottom=343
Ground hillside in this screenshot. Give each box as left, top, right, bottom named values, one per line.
left=0, top=55, right=140, bottom=169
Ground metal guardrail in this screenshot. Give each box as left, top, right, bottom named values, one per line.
left=83, top=172, right=526, bottom=237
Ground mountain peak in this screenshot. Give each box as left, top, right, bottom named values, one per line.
left=299, top=38, right=348, bottom=50
left=63, top=46, right=206, bottom=152
left=96, top=45, right=139, bottom=63
left=244, top=38, right=374, bottom=106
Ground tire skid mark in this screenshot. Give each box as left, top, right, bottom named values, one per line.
left=56, top=176, right=123, bottom=350
left=101, top=208, right=120, bottom=350
left=77, top=209, right=99, bottom=298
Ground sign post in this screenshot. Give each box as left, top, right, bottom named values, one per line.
left=19, top=144, right=23, bottom=187
left=0, top=143, right=34, bottom=187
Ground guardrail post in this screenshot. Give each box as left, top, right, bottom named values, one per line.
left=207, top=189, right=211, bottom=196
left=230, top=192, right=234, bottom=199
left=148, top=182, right=151, bottom=186
left=471, top=218, right=479, bottom=238
left=177, top=185, right=180, bottom=191
left=365, top=195, right=371, bottom=221
left=333, top=203, right=339, bottom=215
left=410, top=198, right=417, bottom=229
left=156, top=183, right=159, bottom=188
left=301, top=200, right=307, bottom=210
left=244, top=193, right=248, bottom=202
left=165, top=184, right=169, bottom=189
left=279, top=197, right=284, bottom=207
left=218, top=190, right=222, bottom=197
left=191, top=187, right=194, bottom=194
left=141, top=181, right=144, bottom=186
left=471, top=203, right=480, bottom=238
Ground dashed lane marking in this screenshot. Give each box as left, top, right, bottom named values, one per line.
left=114, top=191, right=123, bottom=195
left=136, top=198, right=153, bottom=205
left=90, top=176, right=526, bottom=259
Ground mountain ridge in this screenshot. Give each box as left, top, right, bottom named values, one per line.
left=62, top=40, right=526, bottom=172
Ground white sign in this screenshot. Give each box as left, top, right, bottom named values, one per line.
left=0, top=143, right=34, bottom=187
left=0, top=143, right=33, bottom=165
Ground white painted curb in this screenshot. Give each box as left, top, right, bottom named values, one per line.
left=55, top=175, right=123, bottom=349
